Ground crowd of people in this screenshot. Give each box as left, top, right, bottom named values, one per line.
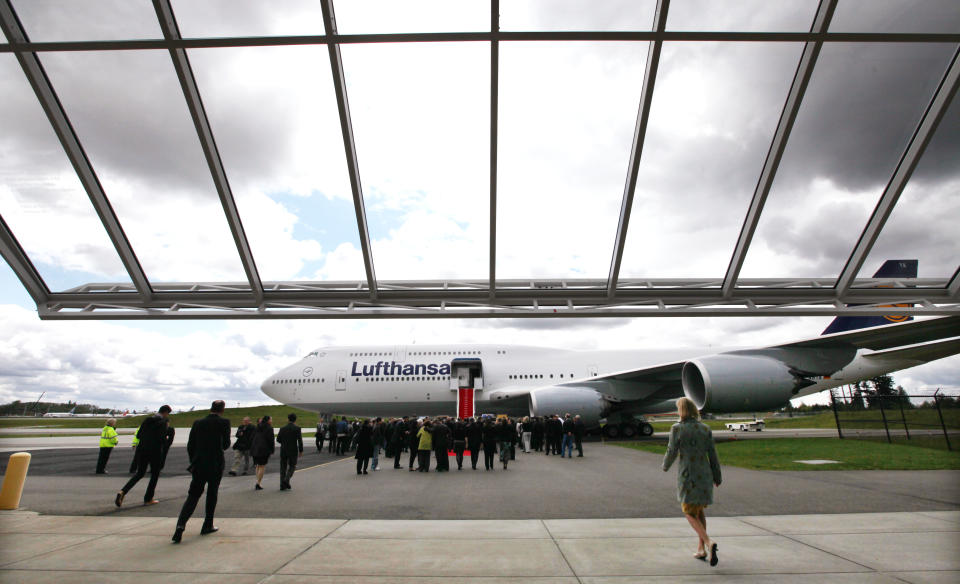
left=99, top=400, right=721, bottom=565
left=311, top=413, right=589, bottom=474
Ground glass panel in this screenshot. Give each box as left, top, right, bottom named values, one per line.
left=188, top=46, right=362, bottom=282
left=170, top=0, right=324, bottom=38
left=831, top=0, right=960, bottom=34
left=38, top=49, right=248, bottom=284
left=667, top=0, right=818, bottom=32
left=333, top=0, right=488, bottom=34
left=341, top=42, right=489, bottom=280
left=501, top=0, right=657, bottom=32
left=498, top=41, right=647, bottom=280
left=11, top=0, right=161, bottom=42
left=862, top=94, right=960, bottom=283
left=619, top=42, right=805, bottom=279
left=0, top=54, right=131, bottom=292
left=0, top=255, right=38, bottom=307
left=740, top=43, right=957, bottom=280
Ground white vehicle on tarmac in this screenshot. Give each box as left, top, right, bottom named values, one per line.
left=726, top=420, right=765, bottom=432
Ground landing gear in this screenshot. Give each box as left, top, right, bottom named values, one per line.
left=598, top=419, right=654, bottom=439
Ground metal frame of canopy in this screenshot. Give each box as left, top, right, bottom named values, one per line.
left=1, top=0, right=958, bottom=320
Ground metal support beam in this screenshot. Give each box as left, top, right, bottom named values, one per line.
left=0, top=214, right=49, bottom=304
left=0, top=0, right=153, bottom=301
left=4, top=32, right=960, bottom=54
left=32, top=276, right=959, bottom=319
left=722, top=0, right=836, bottom=297
left=949, top=268, right=960, bottom=299
left=607, top=0, right=670, bottom=297
left=835, top=45, right=960, bottom=295
left=489, top=0, right=499, bottom=297
left=152, top=0, right=264, bottom=304
left=321, top=0, right=378, bottom=298
left=35, top=301, right=960, bottom=320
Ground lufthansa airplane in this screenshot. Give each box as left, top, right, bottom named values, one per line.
left=261, top=261, right=960, bottom=436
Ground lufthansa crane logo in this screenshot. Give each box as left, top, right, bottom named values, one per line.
left=875, top=285, right=911, bottom=322
left=302, top=367, right=313, bottom=377
left=879, top=301, right=911, bottom=323
left=884, top=311, right=910, bottom=323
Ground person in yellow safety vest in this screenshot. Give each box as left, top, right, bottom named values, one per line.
left=96, top=418, right=119, bottom=474
left=129, top=426, right=141, bottom=473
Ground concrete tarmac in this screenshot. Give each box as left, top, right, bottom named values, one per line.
left=1, top=510, right=957, bottom=582
left=6, top=441, right=959, bottom=518
left=2, top=441, right=958, bottom=582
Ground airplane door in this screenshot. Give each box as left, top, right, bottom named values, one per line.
left=588, top=364, right=599, bottom=377
left=396, top=346, right=407, bottom=361
left=336, top=370, right=346, bottom=391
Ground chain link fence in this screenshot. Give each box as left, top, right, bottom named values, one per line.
left=829, top=388, right=958, bottom=451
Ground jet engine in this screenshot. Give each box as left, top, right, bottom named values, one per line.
left=681, top=354, right=815, bottom=413
left=528, top=386, right=612, bottom=426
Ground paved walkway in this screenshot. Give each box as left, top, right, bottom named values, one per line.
left=1, top=510, right=958, bottom=583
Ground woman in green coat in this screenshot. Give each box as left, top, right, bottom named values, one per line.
left=662, top=397, right=722, bottom=566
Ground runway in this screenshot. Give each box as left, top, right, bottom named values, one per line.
left=3, top=426, right=955, bottom=452
left=6, top=440, right=959, bottom=519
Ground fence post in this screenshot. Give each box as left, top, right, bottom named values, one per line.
left=934, top=391, right=952, bottom=452
left=878, top=395, right=892, bottom=444
left=830, top=390, right=843, bottom=440
left=897, top=394, right=910, bottom=440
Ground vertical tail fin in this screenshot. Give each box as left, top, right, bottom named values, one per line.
left=822, top=259, right=917, bottom=335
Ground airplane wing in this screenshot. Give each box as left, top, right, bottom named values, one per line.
left=490, top=315, right=960, bottom=406
left=779, top=315, right=960, bottom=351
left=592, top=315, right=960, bottom=387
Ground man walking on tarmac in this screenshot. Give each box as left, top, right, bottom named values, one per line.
left=228, top=416, right=255, bottom=476
left=116, top=405, right=172, bottom=507
left=276, top=413, right=303, bottom=490
left=172, top=400, right=231, bottom=543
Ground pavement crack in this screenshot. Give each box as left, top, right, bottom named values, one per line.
left=261, top=518, right=347, bottom=579
left=542, top=519, right=583, bottom=584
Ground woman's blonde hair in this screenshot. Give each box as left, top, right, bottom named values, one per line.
left=676, top=397, right=700, bottom=421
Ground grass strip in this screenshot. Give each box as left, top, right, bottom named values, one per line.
left=650, top=408, right=960, bottom=433
left=618, top=437, right=960, bottom=471
left=0, top=405, right=320, bottom=429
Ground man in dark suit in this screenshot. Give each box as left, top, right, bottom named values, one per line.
left=432, top=417, right=450, bottom=472
left=276, top=413, right=303, bottom=490
left=465, top=417, right=482, bottom=470
left=172, top=400, right=230, bottom=543
left=116, top=405, right=171, bottom=507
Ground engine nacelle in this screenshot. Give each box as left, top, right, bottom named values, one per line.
left=682, top=354, right=807, bottom=413
left=528, top=386, right=611, bottom=426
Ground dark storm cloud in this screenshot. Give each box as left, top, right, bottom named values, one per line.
left=4, top=2, right=312, bottom=201
left=776, top=41, right=960, bottom=192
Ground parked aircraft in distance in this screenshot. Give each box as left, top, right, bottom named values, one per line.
left=43, top=406, right=120, bottom=418
left=261, top=260, right=960, bottom=437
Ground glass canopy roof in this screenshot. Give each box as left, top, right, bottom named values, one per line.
left=0, top=0, right=957, bottom=319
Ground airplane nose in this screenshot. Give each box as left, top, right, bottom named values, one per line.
left=260, top=374, right=280, bottom=402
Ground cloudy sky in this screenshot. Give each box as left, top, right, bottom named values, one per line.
left=1, top=0, right=958, bottom=410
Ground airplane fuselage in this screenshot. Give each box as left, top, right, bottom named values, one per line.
left=260, top=343, right=911, bottom=420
